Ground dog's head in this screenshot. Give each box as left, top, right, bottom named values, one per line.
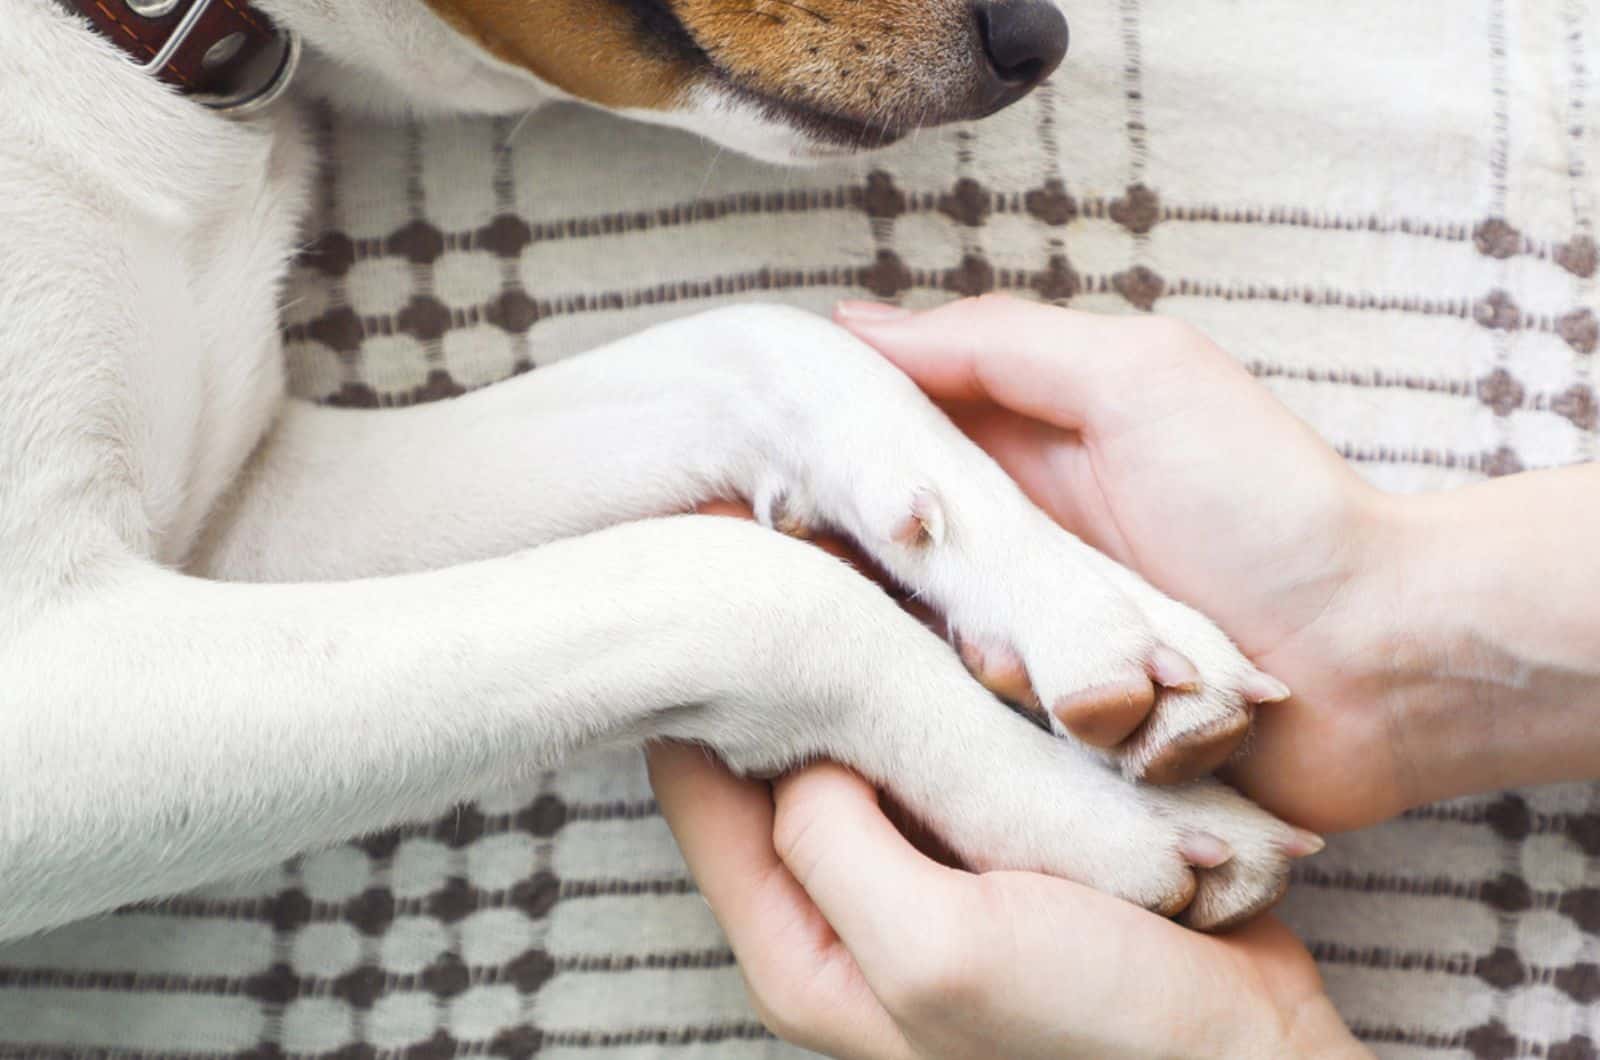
left=422, top=0, right=1068, bottom=161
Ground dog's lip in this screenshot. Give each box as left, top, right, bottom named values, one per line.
left=707, top=69, right=908, bottom=152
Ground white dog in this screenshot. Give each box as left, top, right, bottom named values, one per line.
left=0, top=0, right=1312, bottom=945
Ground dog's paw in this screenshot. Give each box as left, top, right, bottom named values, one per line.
left=1136, top=776, right=1316, bottom=930
left=1116, top=781, right=1304, bottom=931
left=902, top=499, right=1287, bottom=785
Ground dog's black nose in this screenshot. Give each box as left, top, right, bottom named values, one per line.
left=973, top=1, right=1069, bottom=108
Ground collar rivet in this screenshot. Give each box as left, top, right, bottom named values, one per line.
left=126, top=0, right=182, bottom=17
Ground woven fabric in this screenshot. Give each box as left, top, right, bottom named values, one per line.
left=3, top=1, right=1598, bottom=1056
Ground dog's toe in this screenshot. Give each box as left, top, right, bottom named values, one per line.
left=1180, top=865, right=1291, bottom=933
left=1050, top=674, right=1156, bottom=748
left=955, top=635, right=1040, bottom=712
left=1133, top=707, right=1253, bottom=785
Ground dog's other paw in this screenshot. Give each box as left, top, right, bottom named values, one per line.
left=1137, top=777, right=1319, bottom=930
left=882, top=694, right=1314, bottom=933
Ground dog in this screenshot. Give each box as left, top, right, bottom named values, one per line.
left=0, top=0, right=1311, bottom=947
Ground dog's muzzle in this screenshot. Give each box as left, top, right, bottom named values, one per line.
left=57, top=0, right=299, bottom=116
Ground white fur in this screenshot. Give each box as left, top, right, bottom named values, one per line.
left=0, top=0, right=1293, bottom=942
left=623, top=86, right=845, bottom=166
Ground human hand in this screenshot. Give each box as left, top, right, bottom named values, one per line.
left=834, top=296, right=1600, bottom=831
left=647, top=742, right=1368, bottom=1060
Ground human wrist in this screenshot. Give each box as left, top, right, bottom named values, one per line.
left=1349, top=475, right=1600, bottom=806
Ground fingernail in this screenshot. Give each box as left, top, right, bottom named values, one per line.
left=1179, top=832, right=1236, bottom=869
left=835, top=300, right=912, bottom=323
left=1244, top=672, right=1292, bottom=704
left=1149, top=645, right=1202, bottom=693
left=1284, top=827, right=1326, bottom=858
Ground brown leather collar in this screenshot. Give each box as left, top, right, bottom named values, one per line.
left=62, top=0, right=299, bottom=112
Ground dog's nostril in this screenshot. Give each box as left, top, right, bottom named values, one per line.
left=975, top=0, right=1070, bottom=88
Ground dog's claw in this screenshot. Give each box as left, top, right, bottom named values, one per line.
left=752, top=479, right=812, bottom=538
left=1283, top=827, right=1326, bottom=858
left=892, top=488, right=946, bottom=548
left=1180, top=832, right=1236, bottom=869
left=1148, top=644, right=1202, bottom=692
left=1242, top=670, right=1292, bottom=704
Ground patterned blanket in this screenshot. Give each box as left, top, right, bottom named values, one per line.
left=3, top=1, right=1597, bottom=1056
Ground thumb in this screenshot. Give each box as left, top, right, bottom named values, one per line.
left=772, top=763, right=970, bottom=984
left=835, top=295, right=1184, bottom=432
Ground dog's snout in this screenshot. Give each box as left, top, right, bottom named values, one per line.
left=971, top=1, right=1069, bottom=114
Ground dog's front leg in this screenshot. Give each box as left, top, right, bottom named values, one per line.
left=200, top=305, right=1278, bottom=783
left=4, top=516, right=1292, bottom=940
left=0, top=517, right=920, bottom=938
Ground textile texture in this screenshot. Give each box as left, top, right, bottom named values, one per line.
left=2, top=2, right=1598, bottom=1057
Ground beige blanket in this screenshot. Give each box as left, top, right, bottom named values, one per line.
left=3, top=2, right=1597, bottom=1056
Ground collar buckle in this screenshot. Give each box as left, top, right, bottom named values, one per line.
left=196, top=23, right=301, bottom=116
left=68, top=0, right=300, bottom=116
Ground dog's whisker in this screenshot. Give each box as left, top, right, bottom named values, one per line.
left=696, top=146, right=727, bottom=199
left=506, top=107, right=539, bottom=144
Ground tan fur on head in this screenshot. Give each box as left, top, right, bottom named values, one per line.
left=425, top=0, right=697, bottom=111
left=426, top=0, right=993, bottom=136
left=671, top=0, right=974, bottom=126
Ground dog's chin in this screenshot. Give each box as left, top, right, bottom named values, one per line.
left=713, top=77, right=913, bottom=161
left=626, top=84, right=909, bottom=167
